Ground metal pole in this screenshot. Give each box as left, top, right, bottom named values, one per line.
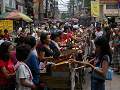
left=82, top=0, right=84, bottom=8
left=69, top=2, right=72, bottom=18
left=53, top=0, right=55, bottom=19
left=38, top=1, right=41, bottom=21
left=45, top=0, right=48, bottom=18
left=72, top=0, right=74, bottom=17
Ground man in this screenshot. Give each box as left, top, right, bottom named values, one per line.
left=25, top=36, right=40, bottom=86
left=95, top=27, right=103, bottom=38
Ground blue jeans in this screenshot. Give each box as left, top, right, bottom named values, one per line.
left=91, top=79, right=105, bottom=90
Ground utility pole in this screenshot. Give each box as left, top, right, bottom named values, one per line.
left=38, top=1, right=41, bottom=21
left=69, top=2, right=72, bottom=18
left=82, top=0, right=84, bottom=8
left=53, top=0, right=55, bottom=19
left=70, top=0, right=74, bottom=18
left=72, top=0, right=74, bottom=17
left=45, top=0, right=48, bottom=18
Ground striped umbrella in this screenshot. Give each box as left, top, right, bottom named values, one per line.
left=0, top=10, right=33, bottom=22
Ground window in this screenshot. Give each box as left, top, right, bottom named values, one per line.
left=5, top=0, right=10, bottom=7
left=9, top=0, right=12, bottom=7
left=106, top=4, right=118, bottom=9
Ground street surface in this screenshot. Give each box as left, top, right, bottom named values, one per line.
left=82, top=72, right=120, bottom=90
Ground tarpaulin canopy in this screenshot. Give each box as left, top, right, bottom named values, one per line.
left=0, top=10, right=33, bottom=22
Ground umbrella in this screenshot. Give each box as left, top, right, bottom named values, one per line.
left=0, top=10, right=33, bottom=22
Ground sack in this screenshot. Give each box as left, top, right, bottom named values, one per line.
left=106, top=67, right=113, bottom=80
left=93, top=67, right=113, bottom=80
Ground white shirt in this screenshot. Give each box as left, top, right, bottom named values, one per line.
left=32, top=49, right=38, bottom=57
left=95, top=31, right=103, bottom=37
left=16, top=62, right=33, bottom=90
left=0, top=39, right=4, bottom=45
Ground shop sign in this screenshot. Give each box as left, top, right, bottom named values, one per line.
left=0, top=20, right=13, bottom=32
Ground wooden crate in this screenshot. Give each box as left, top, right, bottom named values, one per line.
left=40, top=64, right=71, bottom=89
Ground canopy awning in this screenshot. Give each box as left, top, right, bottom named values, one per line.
left=0, top=10, right=33, bottom=22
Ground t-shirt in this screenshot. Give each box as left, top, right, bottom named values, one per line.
left=0, top=59, right=15, bottom=85
left=37, top=44, right=53, bottom=57
left=26, top=51, right=40, bottom=85
left=95, top=31, right=103, bottom=37
left=16, top=62, right=33, bottom=90
left=49, top=40, right=61, bottom=58
left=92, top=55, right=110, bottom=81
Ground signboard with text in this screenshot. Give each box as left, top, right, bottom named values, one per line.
left=0, top=20, right=13, bottom=32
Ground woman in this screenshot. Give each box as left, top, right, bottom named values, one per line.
left=37, top=32, right=53, bottom=60
left=72, top=36, right=111, bottom=90
left=37, top=32, right=53, bottom=75
left=0, top=41, right=15, bottom=90
left=50, top=31, right=62, bottom=58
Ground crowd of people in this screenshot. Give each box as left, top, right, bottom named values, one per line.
left=0, top=21, right=119, bottom=90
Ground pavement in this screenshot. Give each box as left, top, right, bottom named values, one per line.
left=82, top=72, right=120, bottom=90
left=105, top=73, right=120, bottom=90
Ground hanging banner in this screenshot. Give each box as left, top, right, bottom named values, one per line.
left=0, top=20, right=13, bottom=32
left=91, top=1, right=100, bottom=17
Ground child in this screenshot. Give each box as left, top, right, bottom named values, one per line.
left=15, top=44, right=36, bottom=90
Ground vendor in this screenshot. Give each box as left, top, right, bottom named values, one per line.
left=50, top=31, right=62, bottom=58
left=36, top=32, right=53, bottom=75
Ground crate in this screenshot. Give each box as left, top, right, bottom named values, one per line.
left=40, top=64, right=71, bottom=89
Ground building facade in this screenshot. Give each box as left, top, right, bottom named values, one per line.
left=0, top=0, right=16, bottom=14
left=16, top=0, right=25, bottom=13
left=33, top=0, right=59, bottom=24
left=99, top=0, right=119, bottom=17
left=68, top=0, right=90, bottom=18
left=97, top=0, right=120, bottom=24
left=0, top=0, right=27, bottom=14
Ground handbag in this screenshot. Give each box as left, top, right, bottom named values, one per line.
left=106, top=67, right=113, bottom=80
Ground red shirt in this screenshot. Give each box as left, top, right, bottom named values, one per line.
left=3, top=34, right=10, bottom=41
left=60, top=32, right=73, bottom=44
left=0, top=59, right=15, bottom=85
